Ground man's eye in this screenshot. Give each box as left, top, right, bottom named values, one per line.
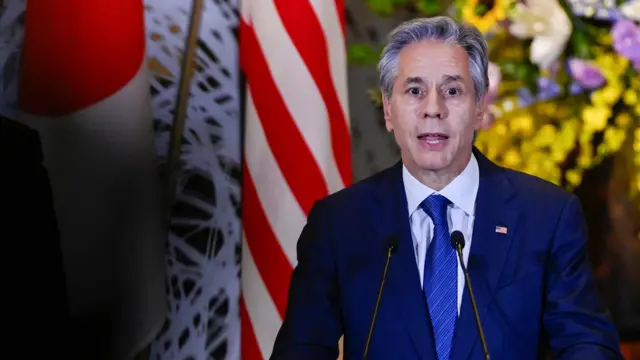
left=446, top=88, right=460, bottom=96
left=408, top=88, right=422, bottom=96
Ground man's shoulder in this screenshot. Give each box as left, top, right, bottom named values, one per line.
left=312, top=163, right=398, bottom=212
left=500, top=165, right=576, bottom=210
left=0, top=115, right=43, bottom=167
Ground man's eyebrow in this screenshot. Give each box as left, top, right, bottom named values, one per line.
left=402, top=75, right=464, bottom=87
left=442, top=74, right=463, bottom=83
left=402, top=76, right=426, bottom=86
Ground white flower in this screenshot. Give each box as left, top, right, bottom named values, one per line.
left=508, top=0, right=573, bottom=69
left=487, top=62, right=501, bottom=103
left=621, top=0, right=640, bottom=22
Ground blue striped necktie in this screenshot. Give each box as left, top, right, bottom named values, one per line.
left=420, top=194, right=456, bottom=360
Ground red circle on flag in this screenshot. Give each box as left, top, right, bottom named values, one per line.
left=18, top=0, right=147, bottom=117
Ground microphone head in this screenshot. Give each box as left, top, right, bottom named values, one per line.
left=385, top=236, right=399, bottom=254
left=450, top=230, right=465, bottom=250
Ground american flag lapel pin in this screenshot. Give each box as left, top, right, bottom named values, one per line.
left=495, top=226, right=508, bottom=234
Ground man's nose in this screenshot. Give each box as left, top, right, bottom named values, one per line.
left=422, top=90, right=445, bottom=119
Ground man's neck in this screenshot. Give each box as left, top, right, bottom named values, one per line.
left=405, top=152, right=472, bottom=191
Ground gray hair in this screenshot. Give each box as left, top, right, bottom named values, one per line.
left=378, top=16, right=489, bottom=103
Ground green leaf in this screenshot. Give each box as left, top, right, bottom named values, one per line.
left=499, top=62, right=519, bottom=77
left=523, top=64, right=540, bottom=92
left=499, top=59, right=539, bottom=92
left=556, top=63, right=572, bottom=89
left=453, top=0, right=467, bottom=20
left=347, top=43, right=382, bottom=66
left=367, top=0, right=393, bottom=14
left=415, top=0, right=443, bottom=15
left=570, top=30, right=593, bottom=59
left=366, top=0, right=408, bottom=15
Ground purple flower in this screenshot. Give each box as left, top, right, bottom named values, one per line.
left=570, top=4, right=623, bottom=21
left=569, top=82, right=584, bottom=95
left=567, top=58, right=606, bottom=89
left=612, top=19, right=640, bottom=61
left=517, top=87, right=535, bottom=107
left=536, top=77, right=562, bottom=101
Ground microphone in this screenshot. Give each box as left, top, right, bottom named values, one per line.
left=451, top=230, right=490, bottom=360
left=362, top=236, right=399, bottom=360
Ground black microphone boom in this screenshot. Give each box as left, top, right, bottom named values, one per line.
left=450, top=230, right=490, bottom=360
left=362, top=236, right=398, bottom=360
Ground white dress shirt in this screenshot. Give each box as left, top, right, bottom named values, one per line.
left=402, top=154, right=480, bottom=315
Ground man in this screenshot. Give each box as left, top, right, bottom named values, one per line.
left=271, top=17, right=623, bottom=360
left=0, top=115, right=69, bottom=358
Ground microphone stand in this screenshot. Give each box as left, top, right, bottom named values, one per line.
left=362, top=243, right=395, bottom=360
left=454, top=242, right=490, bottom=360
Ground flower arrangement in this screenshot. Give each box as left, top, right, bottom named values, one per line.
left=349, top=0, right=640, bottom=210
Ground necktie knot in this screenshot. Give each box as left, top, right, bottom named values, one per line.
left=420, top=194, right=450, bottom=226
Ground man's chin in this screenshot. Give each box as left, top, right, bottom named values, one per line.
left=409, top=160, right=450, bottom=175
left=413, top=153, right=450, bottom=171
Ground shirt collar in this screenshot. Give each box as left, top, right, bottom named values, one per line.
left=402, top=153, right=479, bottom=217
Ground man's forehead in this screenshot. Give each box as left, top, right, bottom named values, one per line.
left=399, top=40, right=468, bottom=59
left=398, top=42, right=468, bottom=69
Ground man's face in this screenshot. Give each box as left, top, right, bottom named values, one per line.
left=382, top=40, right=487, bottom=180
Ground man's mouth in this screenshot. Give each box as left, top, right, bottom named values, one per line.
left=417, top=133, right=449, bottom=144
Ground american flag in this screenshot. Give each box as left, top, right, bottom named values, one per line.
left=495, top=226, right=508, bottom=234
left=239, top=0, right=351, bottom=359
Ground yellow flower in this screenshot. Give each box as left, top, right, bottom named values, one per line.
left=494, top=122, right=508, bottom=135
left=521, top=140, right=534, bottom=155
left=503, top=148, right=522, bottom=167
left=509, top=114, right=535, bottom=136
left=551, top=145, right=569, bottom=162
left=599, top=33, right=612, bottom=46
left=577, top=154, right=593, bottom=168
left=615, top=113, right=632, bottom=127
left=462, top=0, right=512, bottom=33
left=603, top=126, right=626, bottom=150
left=532, top=124, right=557, bottom=148
left=537, top=102, right=557, bottom=116
left=577, top=139, right=594, bottom=168
left=582, top=105, right=611, bottom=132
left=623, top=89, right=638, bottom=105
left=524, top=161, right=541, bottom=177
left=591, top=90, right=607, bottom=107
left=557, top=119, right=579, bottom=148
left=595, top=53, right=629, bottom=78
left=565, top=169, right=583, bottom=186
left=601, top=83, right=623, bottom=105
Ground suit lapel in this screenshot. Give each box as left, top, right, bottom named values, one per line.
left=372, top=162, right=435, bottom=360
left=451, top=149, right=519, bottom=360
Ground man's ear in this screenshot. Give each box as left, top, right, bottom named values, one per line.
left=475, top=95, right=494, bottom=130
left=382, top=91, right=393, bottom=132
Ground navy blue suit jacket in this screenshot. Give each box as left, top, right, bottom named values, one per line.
left=271, top=149, right=622, bottom=360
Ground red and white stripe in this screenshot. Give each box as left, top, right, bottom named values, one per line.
left=239, top=0, right=351, bottom=358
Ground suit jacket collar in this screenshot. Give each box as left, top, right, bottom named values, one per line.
left=372, top=148, right=519, bottom=359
